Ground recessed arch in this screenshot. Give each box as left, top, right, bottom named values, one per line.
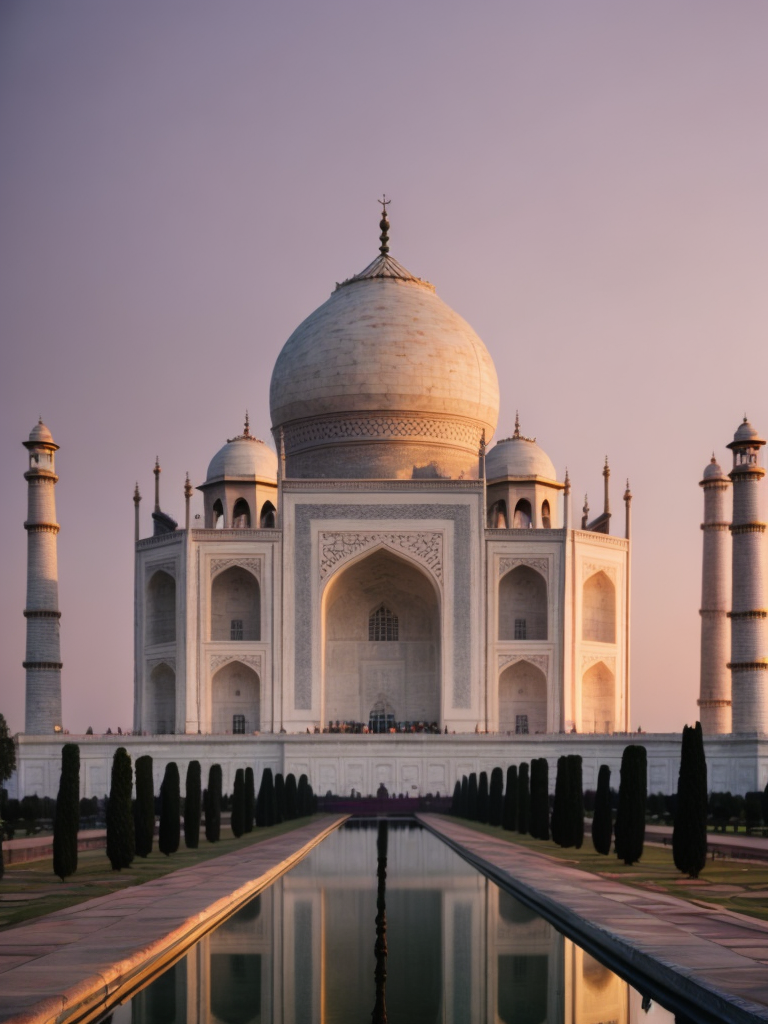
left=499, top=565, right=547, bottom=641
left=212, top=499, right=224, bottom=529
left=211, top=661, right=260, bottom=733
left=211, top=566, right=260, bottom=641
left=582, top=660, right=615, bottom=733
left=487, top=499, right=508, bottom=529
left=513, top=498, right=532, bottom=528
left=146, top=570, right=176, bottom=645
left=582, top=571, right=616, bottom=643
left=323, top=547, right=440, bottom=727
left=499, top=660, right=547, bottom=734
left=260, top=500, right=276, bottom=528
left=232, top=498, right=251, bottom=528
left=541, top=499, right=551, bottom=529
left=148, top=662, right=175, bottom=734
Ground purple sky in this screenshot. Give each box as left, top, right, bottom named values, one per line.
left=1, top=1, right=766, bottom=735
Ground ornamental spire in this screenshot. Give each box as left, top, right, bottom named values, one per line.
left=378, top=194, right=391, bottom=256
left=513, top=411, right=520, bottom=439
left=243, top=410, right=251, bottom=437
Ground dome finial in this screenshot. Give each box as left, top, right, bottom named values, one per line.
left=378, top=194, right=391, bottom=255
left=513, top=411, right=521, bottom=439
left=243, top=410, right=251, bottom=437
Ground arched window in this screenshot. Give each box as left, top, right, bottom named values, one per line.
left=513, top=499, right=532, bottom=528
left=146, top=570, right=176, bottom=645
left=582, top=571, right=616, bottom=643
left=211, top=661, right=260, bottom=733
left=487, top=500, right=508, bottom=529
left=369, top=605, right=398, bottom=641
left=232, top=499, right=250, bottom=528
left=498, top=660, right=547, bottom=734
left=211, top=566, right=260, bottom=641
left=260, top=501, right=276, bottom=528
left=212, top=499, right=224, bottom=530
left=499, top=565, right=547, bottom=641
left=541, top=500, right=551, bottom=529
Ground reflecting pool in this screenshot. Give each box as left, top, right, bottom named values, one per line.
left=108, top=821, right=677, bottom=1024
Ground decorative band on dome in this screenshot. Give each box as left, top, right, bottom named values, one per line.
left=281, top=413, right=485, bottom=453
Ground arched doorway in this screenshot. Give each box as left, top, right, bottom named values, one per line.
left=499, top=660, right=547, bottom=734
left=148, top=662, right=175, bottom=733
left=582, top=661, right=615, bottom=733
left=211, top=566, right=260, bottom=641
left=582, top=571, right=616, bottom=642
left=323, top=548, right=440, bottom=727
left=211, top=661, right=260, bottom=733
left=146, top=570, right=176, bottom=644
left=499, top=565, right=547, bottom=640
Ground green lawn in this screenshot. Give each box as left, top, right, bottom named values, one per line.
left=0, top=816, right=326, bottom=931
left=435, top=816, right=768, bottom=923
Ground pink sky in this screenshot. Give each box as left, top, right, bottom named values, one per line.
left=1, top=1, right=766, bottom=735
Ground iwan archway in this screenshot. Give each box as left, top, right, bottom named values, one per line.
left=322, top=548, right=441, bottom=729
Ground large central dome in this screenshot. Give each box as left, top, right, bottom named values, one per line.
left=269, top=238, right=499, bottom=480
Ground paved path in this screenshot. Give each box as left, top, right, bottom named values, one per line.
left=419, top=815, right=768, bottom=1024
left=0, top=816, right=346, bottom=1024
left=646, top=825, right=768, bottom=862
left=3, top=832, right=107, bottom=866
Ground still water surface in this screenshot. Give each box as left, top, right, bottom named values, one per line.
left=109, top=821, right=677, bottom=1024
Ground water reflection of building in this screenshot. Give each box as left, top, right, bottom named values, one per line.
left=123, top=827, right=672, bottom=1024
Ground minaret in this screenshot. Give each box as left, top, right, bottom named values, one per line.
left=23, top=419, right=63, bottom=734
left=563, top=468, right=571, bottom=529
left=727, top=418, right=767, bottom=733
left=698, top=456, right=732, bottom=734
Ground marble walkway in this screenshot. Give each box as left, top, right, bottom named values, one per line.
left=0, top=815, right=346, bottom=1024
left=419, top=814, right=768, bottom=1024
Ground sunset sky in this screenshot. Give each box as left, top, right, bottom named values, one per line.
left=1, top=1, right=766, bottom=734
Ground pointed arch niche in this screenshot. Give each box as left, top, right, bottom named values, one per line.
left=323, top=547, right=440, bottom=727
left=211, top=661, right=260, bottom=733
left=582, top=661, right=615, bottom=733
left=148, top=662, right=175, bottom=734
left=582, top=571, right=616, bottom=643
left=211, top=566, right=260, bottom=641
left=499, top=565, right=547, bottom=641
left=146, top=570, right=176, bottom=645
left=498, top=660, right=547, bottom=734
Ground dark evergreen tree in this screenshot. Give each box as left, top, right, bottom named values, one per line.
left=285, top=773, right=298, bottom=820
left=568, top=754, right=584, bottom=849
left=274, top=773, right=286, bottom=823
left=244, top=767, right=255, bottom=833
left=614, top=745, right=647, bottom=865
left=451, top=780, right=461, bottom=815
left=184, top=760, right=201, bottom=849
left=529, top=758, right=550, bottom=841
left=502, top=765, right=518, bottom=831
left=591, top=764, right=612, bottom=855
left=477, top=771, right=490, bottom=824
left=761, top=779, right=768, bottom=828
left=672, top=722, right=708, bottom=878
left=551, top=756, right=569, bottom=846
left=106, top=747, right=135, bottom=871
left=158, top=762, right=180, bottom=856
left=459, top=775, right=469, bottom=818
left=257, top=768, right=276, bottom=826
left=298, top=774, right=310, bottom=816
left=467, top=773, right=479, bottom=820
left=134, top=755, right=154, bottom=857
left=517, top=763, right=530, bottom=835
left=53, top=743, right=80, bottom=881
left=231, top=768, right=246, bottom=838
left=205, top=764, right=222, bottom=843
left=488, top=767, right=504, bottom=826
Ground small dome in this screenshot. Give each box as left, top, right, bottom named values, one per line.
left=732, top=417, right=764, bottom=445
left=702, top=456, right=726, bottom=481
left=486, top=418, right=557, bottom=481
left=28, top=418, right=54, bottom=445
left=205, top=421, right=277, bottom=484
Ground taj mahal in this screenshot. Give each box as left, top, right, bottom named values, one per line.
left=12, top=206, right=768, bottom=801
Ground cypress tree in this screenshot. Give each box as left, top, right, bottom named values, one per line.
left=205, top=764, right=222, bottom=842
left=672, top=722, right=708, bottom=878
left=298, top=774, right=310, bottom=816
left=53, top=743, right=80, bottom=881
left=257, top=768, right=277, bottom=826
left=134, top=755, right=154, bottom=858
left=285, top=772, right=298, bottom=820
left=591, top=764, right=612, bottom=855
left=158, top=762, right=180, bottom=856
left=517, top=763, right=530, bottom=835
left=451, top=780, right=461, bottom=815
left=244, top=767, right=255, bottom=833
left=274, top=773, right=286, bottom=823
left=488, top=767, right=504, bottom=826
left=231, top=768, right=246, bottom=838
left=106, top=747, right=135, bottom=871
left=477, top=771, right=490, bottom=824
left=184, top=760, right=201, bottom=849
left=530, top=758, right=550, bottom=841
left=502, top=765, right=518, bottom=831
left=459, top=775, right=469, bottom=818
left=467, top=773, right=479, bottom=820
left=761, top=779, right=768, bottom=828
left=614, top=745, right=647, bottom=865
left=551, top=756, right=569, bottom=846
left=568, top=754, right=584, bottom=849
